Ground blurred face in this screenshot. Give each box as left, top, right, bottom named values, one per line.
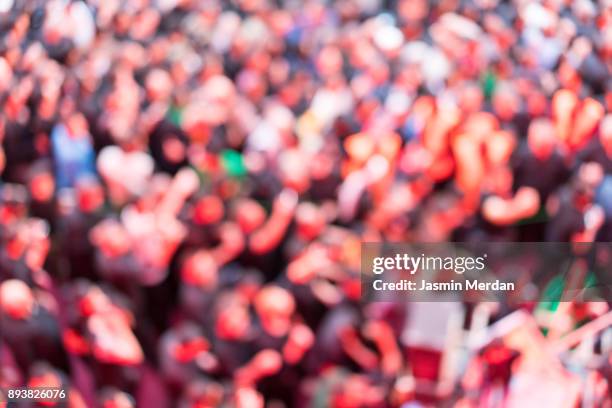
left=216, top=305, right=250, bottom=341
left=0, top=279, right=34, bottom=320
left=528, top=119, right=557, bottom=159
left=492, top=88, right=519, bottom=121
left=254, top=286, right=295, bottom=337
left=90, top=220, right=132, bottom=258
left=234, top=199, right=266, bottom=233
left=181, top=251, right=218, bottom=289
left=77, top=181, right=105, bottom=213
left=162, top=136, right=187, bottom=164
left=30, top=172, right=55, bottom=202
left=67, top=113, right=89, bottom=137
left=486, top=131, right=516, bottom=165
left=145, top=69, right=172, bottom=101
left=296, top=202, right=326, bottom=239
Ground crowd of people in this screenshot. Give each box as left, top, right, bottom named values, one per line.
left=0, top=0, right=611, bottom=406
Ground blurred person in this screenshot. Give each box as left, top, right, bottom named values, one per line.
left=51, top=112, right=96, bottom=190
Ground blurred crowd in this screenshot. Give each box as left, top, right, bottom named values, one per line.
left=0, top=0, right=611, bottom=406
